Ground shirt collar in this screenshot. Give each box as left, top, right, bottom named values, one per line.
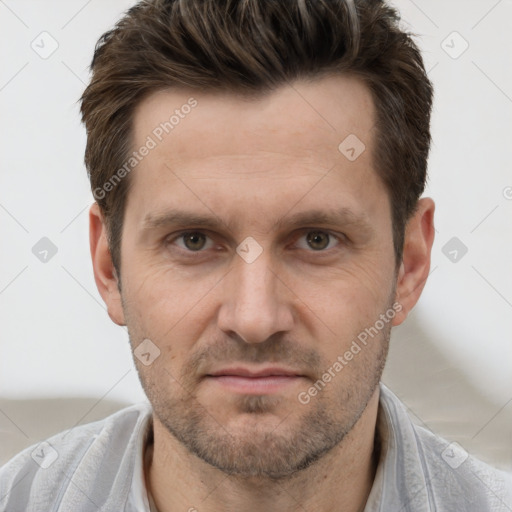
left=363, top=382, right=433, bottom=512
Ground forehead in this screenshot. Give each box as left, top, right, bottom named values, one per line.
left=132, top=74, right=375, bottom=172
left=126, top=74, right=383, bottom=228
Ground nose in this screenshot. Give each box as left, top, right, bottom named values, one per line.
left=217, top=250, right=295, bottom=344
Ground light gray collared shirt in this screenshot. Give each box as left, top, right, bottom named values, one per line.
left=1, top=383, right=511, bottom=511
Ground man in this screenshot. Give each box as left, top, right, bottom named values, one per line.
left=1, top=0, right=511, bottom=510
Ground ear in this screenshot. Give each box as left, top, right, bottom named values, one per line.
left=392, top=197, right=435, bottom=326
left=89, top=203, right=125, bottom=326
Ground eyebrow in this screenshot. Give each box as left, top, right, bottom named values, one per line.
left=141, top=207, right=374, bottom=238
left=275, top=208, right=373, bottom=236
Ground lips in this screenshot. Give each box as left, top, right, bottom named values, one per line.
left=207, top=366, right=302, bottom=378
left=205, top=366, right=305, bottom=394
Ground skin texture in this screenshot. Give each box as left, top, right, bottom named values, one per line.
left=90, top=74, right=435, bottom=512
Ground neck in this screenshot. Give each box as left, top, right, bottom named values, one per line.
left=146, top=388, right=380, bottom=512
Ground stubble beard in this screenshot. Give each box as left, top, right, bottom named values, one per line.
left=132, top=330, right=389, bottom=481
left=122, top=284, right=393, bottom=481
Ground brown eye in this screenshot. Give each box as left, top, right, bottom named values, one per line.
left=182, top=232, right=207, bottom=251
left=306, top=231, right=331, bottom=250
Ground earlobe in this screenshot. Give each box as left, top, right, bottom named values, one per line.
left=392, top=197, right=435, bottom=326
left=89, top=203, right=126, bottom=326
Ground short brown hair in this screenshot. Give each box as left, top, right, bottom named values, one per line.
left=81, top=0, right=434, bottom=274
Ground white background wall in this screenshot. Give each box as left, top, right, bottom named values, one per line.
left=0, top=0, right=511, bottom=464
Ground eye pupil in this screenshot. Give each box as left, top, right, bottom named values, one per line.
left=306, top=231, right=329, bottom=250
left=184, top=232, right=206, bottom=251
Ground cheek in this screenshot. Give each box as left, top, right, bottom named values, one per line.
left=294, top=260, right=393, bottom=315
left=121, top=263, right=220, bottom=352
left=125, top=259, right=206, bottom=310
left=290, top=264, right=395, bottom=362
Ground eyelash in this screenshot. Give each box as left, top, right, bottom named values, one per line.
left=165, top=229, right=346, bottom=256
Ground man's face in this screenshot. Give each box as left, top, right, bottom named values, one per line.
left=118, top=75, right=398, bottom=478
